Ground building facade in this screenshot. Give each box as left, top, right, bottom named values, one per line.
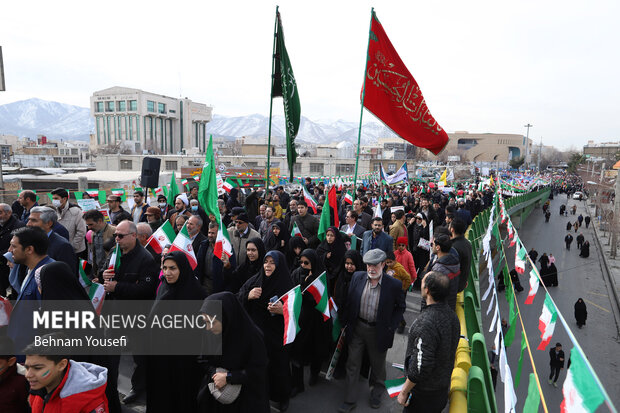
left=444, top=132, right=531, bottom=163
left=583, top=141, right=620, bottom=159
left=90, top=87, right=213, bottom=155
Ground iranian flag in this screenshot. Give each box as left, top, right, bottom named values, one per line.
left=344, top=191, right=354, bottom=205
left=108, top=243, right=121, bottom=271
left=181, top=178, right=188, bottom=188
left=385, top=377, right=406, bottom=398
left=291, top=221, right=302, bottom=238
left=222, top=179, right=233, bottom=193
left=111, top=188, right=125, bottom=200
left=525, top=268, right=540, bottom=305
left=509, top=232, right=518, bottom=248
left=85, top=189, right=99, bottom=198
left=302, top=186, right=318, bottom=214
left=154, top=187, right=164, bottom=196
left=146, top=221, right=176, bottom=254
left=78, top=260, right=105, bottom=315
left=561, top=349, right=605, bottom=413
left=329, top=297, right=341, bottom=341
left=537, top=293, right=558, bottom=350
left=0, top=297, right=13, bottom=327
left=170, top=222, right=198, bottom=269
left=281, top=285, right=302, bottom=345
left=304, top=272, right=329, bottom=321
left=515, top=244, right=527, bottom=274
left=507, top=220, right=514, bottom=242
left=198, top=135, right=233, bottom=259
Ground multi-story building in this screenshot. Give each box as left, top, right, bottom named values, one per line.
left=583, top=141, right=620, bottom=159
left=90, top=87, right=212, bottom=155
left=444, top=132, right=531, bottom=163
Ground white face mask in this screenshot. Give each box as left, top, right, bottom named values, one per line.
left=52, top=199, right=62, bottom=208
left=159, top=202, right=167, bottom=208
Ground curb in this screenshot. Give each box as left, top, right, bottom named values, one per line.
left=589, top=208, right=620, bottom=340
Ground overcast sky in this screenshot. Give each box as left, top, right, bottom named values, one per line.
left=1, top=0, right=618, bottom=149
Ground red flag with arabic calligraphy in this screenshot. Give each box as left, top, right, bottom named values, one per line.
left=362, top=11, right=449, bottom=155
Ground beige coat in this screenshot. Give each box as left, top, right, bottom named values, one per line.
left=57, top=202, right=87, bottom=253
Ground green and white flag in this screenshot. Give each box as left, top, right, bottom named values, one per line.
left=561, top=348, right=605, bottom=412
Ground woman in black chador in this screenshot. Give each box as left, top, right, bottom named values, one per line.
left=237, top=250, right=293, bottom=412
left=316, top=226, right=346, bottom=296
left=264, top=221, right=290, bottom=254
left=198, top=292, right=270, bottom=412
left=146, top=251, right=207, bottom=413
left=227, top=237, right=265, bottom=293
left=290, top=249, right=329, bottom=396
left=579, top=241, right=590, bottom=258
left=574, top=298, right=587, bottom=328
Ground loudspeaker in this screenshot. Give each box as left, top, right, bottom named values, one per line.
left=140, top=157, right=161, bottom=188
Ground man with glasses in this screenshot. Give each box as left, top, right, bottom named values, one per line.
left=26, top=206, right=77, bottom=275
left=338, top=249, right=406, bottom=412
left=341, top=210, right=365, bottom=241
left=100, top=219, right=159, bottom=406
left=107, top=195, right=132, bottom=225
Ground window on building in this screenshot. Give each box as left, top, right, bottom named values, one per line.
left=270, top=162, right=280, bottom=167
left=117, top=101, right=126, bottom=111
left=245, top=162, right=259, bottom=167
left=457, top=139, right=478, bottom=150
left=310, top=163, right=324, bottom=174
left=158, top=103, right=166, bottom=114
left=120, top=160, right=133, bottom=170
left=387, top=163, right=397, bottom=172
left=95, top=102, right=104, bottom=112
left=129, top=100, right=137, bottom=111
left=294, top=163, right=302, bottom=173
left=336, top=164, right=354, bottom=174
left=106, top=101, right=114, bottom=112
left=165, top=161, right=178, bottom=170
left=71, top=149, right=78, bottom=155
left=147, top=101, right=155, bottom=112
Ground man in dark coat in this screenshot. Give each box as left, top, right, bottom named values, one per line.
left=565, top=233, right=574, bottom=250
left=339, top=249, right=406, bottom=412
left=449, top=218, right=472, bottom=293
left=289, top=201, right=320, bottom=248
left=0, top=204, right=25, bottom=297
left=576, top=233, right=585, bottom=250
left=584, top=215, right=591, bottom=228
left=361, top=218, right=394, bottom=256
left=548, top=343, right=565, bottom=387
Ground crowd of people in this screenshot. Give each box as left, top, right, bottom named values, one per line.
left=0, top=175, right=532, bottom=413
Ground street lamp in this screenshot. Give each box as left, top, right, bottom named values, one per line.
left=524, top=123, right=533, bottom=167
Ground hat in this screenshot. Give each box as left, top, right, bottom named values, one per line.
left=231, top=207, right=245, bottom=216
left=416, top=213, right=424, bottom=219
left=177, top=193, right=189, bottom=206
left=146, top=207, right=161, bottom=219
left=237, top=213, right=250, bottom=223
left=363, top=249, right=387, bottom=265
left=397, top=236, right=408, bottom=245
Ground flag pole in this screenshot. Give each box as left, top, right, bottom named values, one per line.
left=266, top=6, right=279, bottom=189
left=352, top=7, right=374, bottom=202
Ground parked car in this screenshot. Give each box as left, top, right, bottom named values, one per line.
left=573, top=191, right=587, bottom=200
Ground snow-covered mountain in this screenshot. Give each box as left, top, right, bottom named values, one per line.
left=0, top=98, right=397, bottom=144
left=0, top=98, right=93, bottom=141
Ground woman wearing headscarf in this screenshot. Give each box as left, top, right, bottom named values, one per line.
left=333, top=250, right=364, bottom=312
left=197, top=292, right=270, bottom=412
left=579, top=241, right=590, bottom=258
left=286, top=236, right=306, bottom=272
left=574, top=298, right=587, bottom=328
left=263, top=221, right=290, bottom=253
left=226, top=237, right=266, bottom=293
left=146, top=251, right=207, bottom=413
left=38, top=262, right=121, bottom=413
left=289, top=249, right=329, bottom=396
left=316, top=226, right=346, bottom=296
left=236, top=251, right=293, bottom=412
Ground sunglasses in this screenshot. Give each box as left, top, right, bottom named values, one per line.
left=113, top=233, right=132, bottom=239
left=300, top=260, right=311, bottom=265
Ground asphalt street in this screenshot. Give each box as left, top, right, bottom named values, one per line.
left=481, top=195, right=620, bottom=412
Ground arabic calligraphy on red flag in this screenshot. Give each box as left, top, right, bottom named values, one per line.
left=363, top=12, right=449, bottom=155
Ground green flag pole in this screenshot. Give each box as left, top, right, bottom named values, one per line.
left=352, top=8, right=374, bottom=202
left=266, top=6, right=279, bottom=189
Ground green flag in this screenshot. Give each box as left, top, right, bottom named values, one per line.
left=198, top=136, right=219, bottom=221
left=317, top=202, right=331, bottom=242
left=515, top=333, right=528, bottom=388
left=504, top=293, right=518, bottom=347
left=523, top=373, right=541, bottom=413
left=168, top=171, right=180, bottom=207
left=272, top=8, right=301, bottom=181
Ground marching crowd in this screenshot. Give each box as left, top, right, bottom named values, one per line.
left=0, top=174, right=566, bottom=413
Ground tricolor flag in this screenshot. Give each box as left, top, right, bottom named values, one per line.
left=344, top=191, right=353, bottom=205
left=85, top=189, right=99, bottom=198
left=170, top=222, right=198, bottom=269
left=329, top=297, right=341, bottom=341
left=515, top=244, right=527, bottom=274
left=560, top=348, right=605, bottom=413
left=302, top=186, right=318, bottom=214
left=291, top=221, right=302, bottom=238
left=0, top=297, right=13, bottom=327
left=509, top=232, right=518, bottom=248
left=111, top=188, right=125, bottom=201
left=78, top=260, right=105, bottom=315
left=537, top=293, right=558, bottom=350
left=304, top=272, right=329, bottom=321
left=181, top=178, right=189, bottom=188
left=525, top=268, right=540, bottom=305
left=222, top=179, right=233, bottom=193
left=385, top=377, right=406, bottom=398
left=108, top=243, right=121, bottom=271
left=281, top=285, right=302, bottom=345
left=154, top=187, right=164, bottom=196
left=146, top=221, right=176, bottom=254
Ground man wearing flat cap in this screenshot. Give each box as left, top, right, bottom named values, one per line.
left=227, top=212, right=259, bottom=269
left=338, top=249, right=406, bottom=412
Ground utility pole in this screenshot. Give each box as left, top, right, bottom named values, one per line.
left=611, top=173, right=619, bottom=258
left=524, top=123, right=533, bottom=167
left=537, top=137, right=542, bottom=171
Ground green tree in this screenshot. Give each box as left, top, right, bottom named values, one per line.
left=509, top=156, right=525, bottom=170
left=567, top=152, right=586, bottom=172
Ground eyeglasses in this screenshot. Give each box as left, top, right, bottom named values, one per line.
left=107, top=199, right=117, bottom=203
left=300, top=260, right=310, bottom=265
left=113, top=233, right=133, bottom=239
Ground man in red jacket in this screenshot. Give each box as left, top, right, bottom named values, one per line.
left=24, top=333, right=109, bottom=413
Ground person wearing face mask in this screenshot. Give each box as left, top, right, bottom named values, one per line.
left=156, top=195, right=170, bottom=218
left=237, top=251, right=294, bottom=412
left=290, top=249, right=329, bottom=396
left=189, top=199, right=210, bottom=235
left=338, top=249, right=406, bottom=412
left=146, top=251, right=206, bottom=413
left=0, top=203, right=24, bottom=297
left=50, top=188, right=87, bottom=258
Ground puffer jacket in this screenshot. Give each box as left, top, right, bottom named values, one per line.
left=404, top=302, right=460, bottom=393
left=29, top=360, right=108, bottom=413
left=58, top=202, right=87, bottom=253
left=430, top=253, right=461, bottom=310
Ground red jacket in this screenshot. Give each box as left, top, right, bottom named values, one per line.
left=395, top=248, right=417, bottom=283
left=29, top=360, right=108, bottom=413
left=0, top=363, right=29, bottom=413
